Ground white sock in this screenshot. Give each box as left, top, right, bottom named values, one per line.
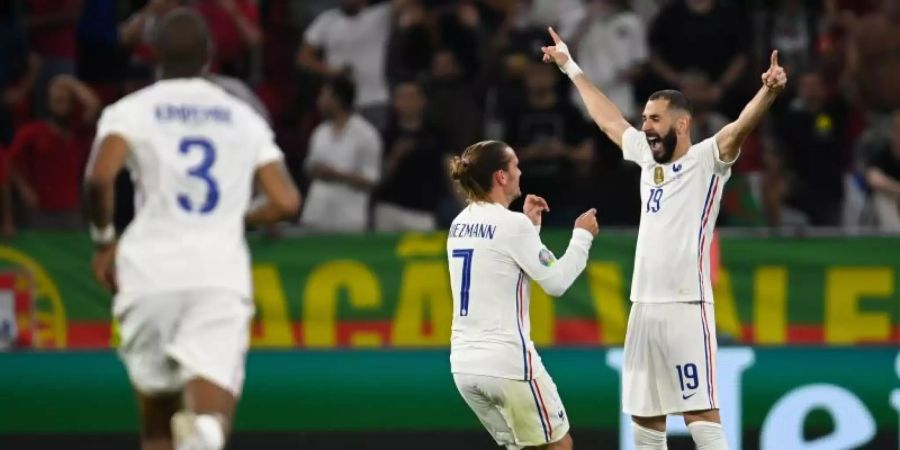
left=633, top=422, right=667, bottom=450
left=173, top=412, right=225, bottom=450
left=688, top=421, right=729, bottom=450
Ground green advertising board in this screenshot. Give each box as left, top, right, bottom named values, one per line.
left=0, top=231, right=897, bottom=349
left=0, top=348, right=897, bottom=449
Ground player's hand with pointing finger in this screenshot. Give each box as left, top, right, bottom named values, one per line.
left=541, top=27, right=582, bottom=78
left=761, top=50, right=787, bottom=94
left=574, top=208, right=599, bottom=237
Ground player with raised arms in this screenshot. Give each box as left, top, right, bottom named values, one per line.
left=542, top=26, right=786, bottom=450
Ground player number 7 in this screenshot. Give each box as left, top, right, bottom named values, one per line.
left=452, top=249, right=474, bottom=316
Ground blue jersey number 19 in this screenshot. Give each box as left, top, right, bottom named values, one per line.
left=452, top=248, right=474, bottom=316
left=177, top=137, right=220, bottom=214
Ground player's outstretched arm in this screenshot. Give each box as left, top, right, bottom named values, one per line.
left=507, top=208, right=598, bottom=297
left=541, top=27, right=631, bottom=148
left=715, top=50, right=787, bottom=163
left=246, top=161, right=301, bottom=226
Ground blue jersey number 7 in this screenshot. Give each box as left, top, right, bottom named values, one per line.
left=452, top=248, right=474, bottom=316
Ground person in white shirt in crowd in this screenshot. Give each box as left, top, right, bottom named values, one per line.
left=559, top=0, right=648, bottom=121
left=84, top=9, right=300, bottom=450
left=301, top=76, right=382, bottom=233
left=297, top=0, right=412, bottom=131
left=447, top=139, right=599, bottom=450
left=543, top=26, right=786, bottom=450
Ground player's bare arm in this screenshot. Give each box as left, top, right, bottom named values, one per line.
left=715, top=50, right=788, bottom=163
left=541, top=26, right=631, bottom=148
left=246, top=161, right=302, bottom=226
left=84, top=134, right=129, bottom=292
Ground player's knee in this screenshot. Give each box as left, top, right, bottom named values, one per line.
left=687, top=421, right=728, bottom=450
left=632, top=421, right=667, bottom=450
left=171, top=411, right=226, bottom=450
left=551, top=433, right=573, bottom=450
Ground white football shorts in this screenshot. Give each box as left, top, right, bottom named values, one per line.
left=622, top=301, right=719, bottom=417
left=454, top=373, right=569, bottom=449
left=113, top=288, right=254, bottom=397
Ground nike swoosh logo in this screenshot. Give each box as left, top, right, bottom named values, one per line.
left=682, top=393, right=696, bottom=400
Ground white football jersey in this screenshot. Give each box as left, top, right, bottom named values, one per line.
left=447, top=202, right=593, bottom=380
left=622, top=127, right=737, bottom=304
left=90, top=78, right=283, bottom=298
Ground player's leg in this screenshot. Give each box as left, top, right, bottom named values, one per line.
left=170, top=378, right=236, bottom=450
left=684, top=409, right=727, bottom=450
left=114, top=293, right=184, bottom=450
left=453, top=373, right=522, bottom=449
left=166, top=290, right=254, bottom=450
left=623, top=303, right=668, bottom=449
left=631, top=416, right=668, bottom=450
left=664, top=302, right=728, bottom=450
left=136, top=392, right=181, bottom=450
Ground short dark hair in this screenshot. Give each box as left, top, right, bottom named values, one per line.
left=155, top=8, right=210, bottom=79
left=324, top=76, right=356, bottom=111
left=449, top=140, right=512, bottom=202
left=648, top=89, right=693, bottom=115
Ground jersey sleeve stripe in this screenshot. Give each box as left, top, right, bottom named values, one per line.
left=528, top=379, right=552, bottom=442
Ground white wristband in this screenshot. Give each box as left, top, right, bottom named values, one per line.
left=89, top=223, right=116, bottom=245
left=562, top=59, right=583, bottom=79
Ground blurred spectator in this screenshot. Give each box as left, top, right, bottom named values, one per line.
left=76, top=0, right=131, bottom=99
left=119, top=0, right=180, bottom=51
left=766, top=70, right=849, bottom=226
left=386, top=2, right=432, bottom=85
left=525, top=0, right=583, bottom=28
left=503, top=61, right=593, bottom=224
left=4, top=75, right=99, bottom=232
left=681, top=71, right=729, bottom=141
left=1, top=3, right=39, bottom=145
left=24, top=0, right=83, bottom=118
left=300, top=76, right=381, bottom=232
left=646, top=0, right=750, bottom=117
left=194, top=0, right=262, bottom=81
left=374, top=80, right=449, bottom=232
left=844, top=0, right=900, bottom=112
left=425, top=49, right=483, bottom=155
left=764, top=0, right=820, bottom=78
left=559, top=0, right=647, bottom=120
left=298, top=0, right=412, bottom=131
left=863, top=109, right=900, bottom=231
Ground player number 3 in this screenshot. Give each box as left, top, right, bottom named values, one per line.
left=177, top=137, right=220, bottom=214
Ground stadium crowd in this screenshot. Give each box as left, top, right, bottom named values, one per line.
left=1, top=0, right=899, bottom=234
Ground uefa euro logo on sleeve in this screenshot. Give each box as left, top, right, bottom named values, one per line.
left=538, top=249, right=556, bottom=267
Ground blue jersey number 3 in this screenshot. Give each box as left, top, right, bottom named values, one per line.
left=452, top=248, right=474, bottom=316
left=177, top=137, right=220, bottom=214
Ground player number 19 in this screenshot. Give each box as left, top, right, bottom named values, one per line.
left=646, top=188, right=663, bottom=213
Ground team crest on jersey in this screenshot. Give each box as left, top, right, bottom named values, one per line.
left=538, top=248, right=556, bottom=267
left=653, top=166, right=664, bottom=185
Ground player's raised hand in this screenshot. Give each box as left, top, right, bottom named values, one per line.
left=523, top=194, right=550, bottom=226
left=574, top=208, right=599, bottom=237
left=541, top=27, right=571, bottom=68
left=761, top=50, right=787, bottom=94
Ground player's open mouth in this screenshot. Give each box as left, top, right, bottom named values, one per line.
left=647, top=136, right=663, bottom=154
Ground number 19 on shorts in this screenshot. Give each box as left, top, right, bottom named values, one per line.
left=676, top=363, right=699, bottom=399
